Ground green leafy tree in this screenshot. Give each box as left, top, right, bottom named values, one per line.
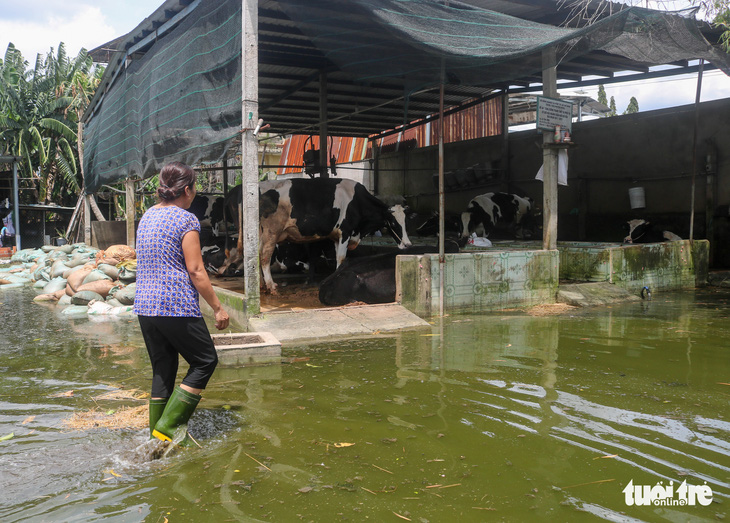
left=597, top=84, right=608, bottom=106
left=609, top=95, right=617, bottom=116
left=624, top=96, right=639, bottom=114
left=0, top=43, right=102, bottom=204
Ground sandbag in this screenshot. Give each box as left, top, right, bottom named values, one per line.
left=33, top=293, right=58, bottom=302
left=96, top=263, right=120, bottom=280
left=82, top=269, right=112, bottom=285
left=50, top=260, right=70, bottom=278
left=60, top=305, right=89, bottom=316
left=95, top=256, right=121, bottom=267
left=33, top=266, right=51, bottom=282
left=53, top=288, right=68, bottom=300
left=43, top=277, right=68, bottom=294
left=0, top=283, right=25, bottom=290
left=114, top=283, right=136, bottom=305
left=76, top=279, right=116, bottom=298
left=63, top=264, right=86, bottom=279
left=99, top=245, right=136, bottom=262
left=57, top=294, right=72, bottom=306
left=4, top=274, right=30, bottom=284
left=65, top=257, right=89, bottom=268
left=88, top=301, right=135, bottom=316
left=66, top=265, right=94, bottom=293
left=118, top=266, right=136, bottom=284
left=71, top=290, right=103, bottom=305
left=11, top=248, right=43, bottom=263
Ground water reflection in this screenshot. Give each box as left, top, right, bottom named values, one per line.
left=1, top=286, right=729, bottom=521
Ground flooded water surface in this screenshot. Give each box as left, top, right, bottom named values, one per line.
left=1, top=285, right=729, bottom=522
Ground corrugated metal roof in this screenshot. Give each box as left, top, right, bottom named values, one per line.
left=277, top=135, right=370, bottom=175
left=277, top=95, right=503, bottom=173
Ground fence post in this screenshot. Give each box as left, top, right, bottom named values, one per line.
left=125, top=178, right=136, bottom=248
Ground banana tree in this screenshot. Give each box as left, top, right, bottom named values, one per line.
left=0, top=43, right=102, bottom=205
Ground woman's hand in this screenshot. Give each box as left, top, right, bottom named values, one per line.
left=214, top=307, right=230, bottom=330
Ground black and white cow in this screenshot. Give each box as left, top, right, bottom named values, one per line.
left=460, top=192, right=534, bottom=239
left=220, top=178, right=412, bottom=294
left=188, top=193, right=227, bottom=236
left=415, top=211, right=464, bottom=237
left=319, top=244, right=458, bottom=306
left=623, top=219, right=682, bottom=244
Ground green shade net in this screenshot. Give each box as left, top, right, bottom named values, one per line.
left=83, top=0, right=242, bottom=193
left=277, top=0, right=730, bottom=87
left=83, top=0, right=730, bottom=192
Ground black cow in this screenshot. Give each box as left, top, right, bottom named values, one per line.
left=270, top=242, right=311, bottom=274
left=220, top=178, right=412, bottom=294
left=202, top=244, right=231, bottom=274
left=623, top=219, right=682, bottom=244
left=415, top=211, right=464, bottom=237
left=319, top=244, right=459, bottom=306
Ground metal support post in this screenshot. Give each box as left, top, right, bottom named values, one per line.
left=242, top=0, right=261, bottom=314
left=542, top=48, right=559, bottom=251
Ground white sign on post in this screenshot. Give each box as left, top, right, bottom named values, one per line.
left=536, top=96, right=573, bottom=132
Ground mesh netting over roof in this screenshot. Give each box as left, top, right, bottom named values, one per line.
left=83, top=0, right=730, bottom=193
left=278, top=0, right=730, bottom=87
left=83, top=1, right=242, bottom=193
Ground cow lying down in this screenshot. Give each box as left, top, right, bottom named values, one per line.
left=319, top=243, right=459, bottom=306
left=623, top=219, right=682, bottom=243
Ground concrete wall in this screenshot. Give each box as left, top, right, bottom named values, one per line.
left=375, top=98, right=730, bottom=265
left=395, top=240, right=708, bottom=317
left=397, top=249, right=559, bottom=317
left=559, top=239, right=709, bottom=293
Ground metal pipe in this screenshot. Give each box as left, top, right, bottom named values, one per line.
left=12, top=161, right=20, bottom=250
left=438, top=64, right=445, bottom=318
left=689, top=59, right=704, bottom=244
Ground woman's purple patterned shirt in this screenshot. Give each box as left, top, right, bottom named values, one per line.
left=133, top=205, right=201, bottom=317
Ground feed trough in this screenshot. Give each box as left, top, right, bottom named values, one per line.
left=211, top=332, right=281, bottom=366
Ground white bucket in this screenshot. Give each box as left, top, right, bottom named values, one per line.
left=628, top=187, right=645, bottom=209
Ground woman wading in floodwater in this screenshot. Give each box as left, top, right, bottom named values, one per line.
left=134, top=161, right=229, bottom=447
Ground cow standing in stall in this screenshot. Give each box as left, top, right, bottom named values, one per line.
left=220, top=178, right=412, bottom=294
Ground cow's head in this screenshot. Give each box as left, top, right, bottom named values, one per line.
left=386, top=204, right=412, bottom=249
left=623, top=219, right=648, bottom=243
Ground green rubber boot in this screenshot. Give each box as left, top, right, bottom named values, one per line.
left=148, top=398, right=168, bottom=438
left=151, top=387, right=201, bottom=446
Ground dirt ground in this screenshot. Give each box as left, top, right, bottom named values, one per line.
left=212, top=274, right=328, bottom=312
left=259, top=280, right=325, bottom=312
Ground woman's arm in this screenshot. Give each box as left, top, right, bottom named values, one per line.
left=182, top=230, right=230, bottom=330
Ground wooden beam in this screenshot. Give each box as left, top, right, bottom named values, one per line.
left=125, top=178, right=135, bottom=248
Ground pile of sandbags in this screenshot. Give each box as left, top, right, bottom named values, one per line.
left=1, top=243, right=138, bottom=318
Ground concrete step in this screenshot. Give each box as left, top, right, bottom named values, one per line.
left=557, top=282, right=641, bottom=307
left=248, top=303, right=429, bottom=344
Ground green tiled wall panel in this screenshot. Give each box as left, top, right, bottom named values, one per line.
left=397, top=250, right=559, bottom=317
